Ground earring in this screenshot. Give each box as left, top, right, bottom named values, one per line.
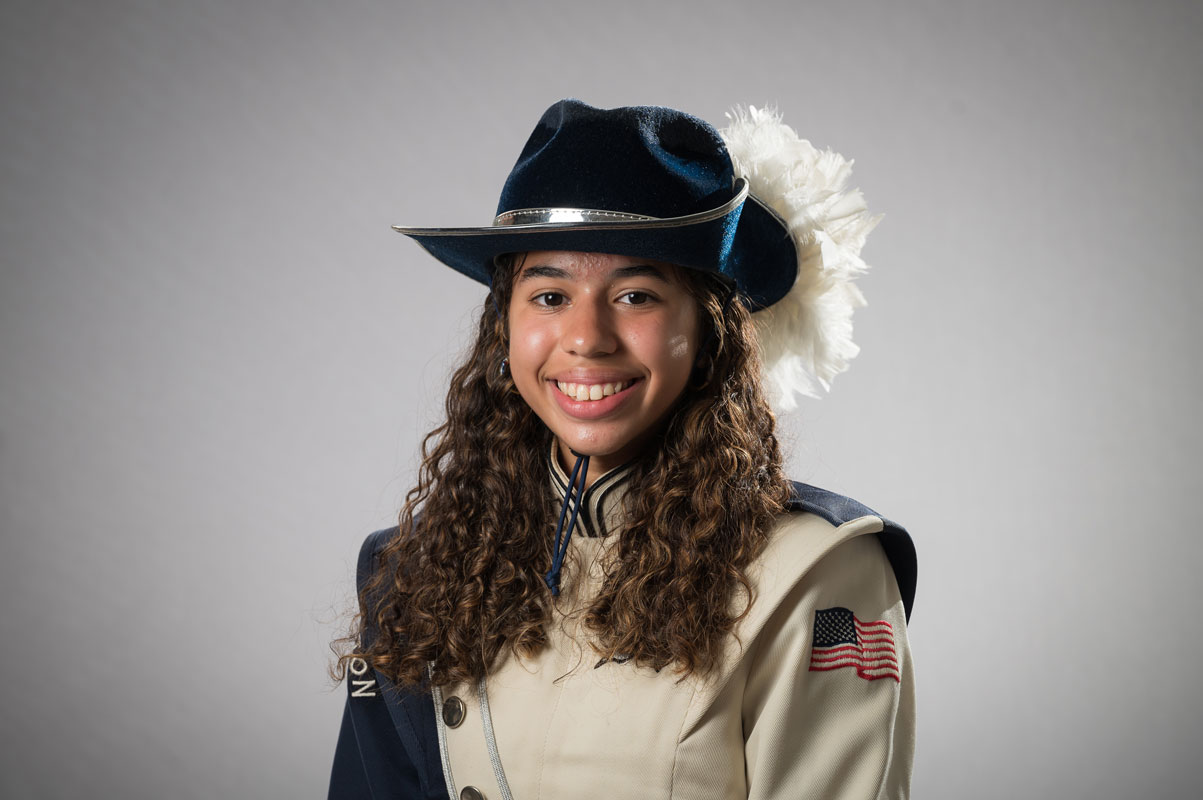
left=499, top=358, right=509, bottom=377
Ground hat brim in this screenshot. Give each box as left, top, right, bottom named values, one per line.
left=394, top=181, right=796, bottom=310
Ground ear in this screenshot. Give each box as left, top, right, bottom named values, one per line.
left=689, top=351, right=715, bottom=390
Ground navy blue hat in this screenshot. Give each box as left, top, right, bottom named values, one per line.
left=393, top=100, right=798, bottom=309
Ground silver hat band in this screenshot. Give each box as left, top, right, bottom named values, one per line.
left=494, top=208, right=656, bottom=225
left=393, top=179, right=750, bottom=237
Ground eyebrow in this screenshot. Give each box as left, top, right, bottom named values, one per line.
left=515, top=265, right=571, bottom=282
left=515, top=263, right=671, bottom=284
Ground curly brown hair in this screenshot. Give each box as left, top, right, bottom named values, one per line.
left=334, top=255, right=790, bottom=688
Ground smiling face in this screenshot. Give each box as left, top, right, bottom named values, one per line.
left=507, top=250, right=701, bottom=480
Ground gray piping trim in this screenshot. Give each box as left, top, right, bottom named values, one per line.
left=393, top=179, right=750, bottom=237
left=428, top=664, right=458, bottom=800
left=477, top=677, right=515, bottom=800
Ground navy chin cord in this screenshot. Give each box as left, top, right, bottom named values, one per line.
left=544, top=451, right=590, bottom=596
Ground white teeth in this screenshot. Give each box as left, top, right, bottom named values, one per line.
left=556, top=380, right=633, bottom=401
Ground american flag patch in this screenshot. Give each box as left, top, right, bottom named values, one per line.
left=808, top=607, right=900, bottom=683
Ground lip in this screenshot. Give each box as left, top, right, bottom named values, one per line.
left=549, top=377, right=643, bottom=420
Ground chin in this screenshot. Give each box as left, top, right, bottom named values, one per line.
left=558, top=432, right=624, bottom=457
left=552, top=422, right=649, bottom=466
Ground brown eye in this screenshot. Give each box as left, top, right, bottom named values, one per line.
left=619, top=291, right=652, bottom=305
left=535, top=292, right=566, bottom=307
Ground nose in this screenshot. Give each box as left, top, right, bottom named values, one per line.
left=561, top=296, right=618, bottom=358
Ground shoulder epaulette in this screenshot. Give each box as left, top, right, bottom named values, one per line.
left=787, top=481, right=917, bottom=621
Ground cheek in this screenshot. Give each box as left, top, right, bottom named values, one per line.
left=635, top=313, right=698, bottom=386
left=658, top=332, right=697, bottom=389
left=510, top=325, right=554, bottom=358
left=507, top=318, right=555, bottom=388
left=667, top=334, right=691, bottom=360
left=664, top=302, right=703, bottom=366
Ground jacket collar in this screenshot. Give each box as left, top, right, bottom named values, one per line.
left=546, top=443, right=636, bottom=538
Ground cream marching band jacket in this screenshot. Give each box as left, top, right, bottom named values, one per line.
left=330, top=464, right=917, bottom=800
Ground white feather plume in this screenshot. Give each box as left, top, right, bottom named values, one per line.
left=720, top=106, right=880, bottom=410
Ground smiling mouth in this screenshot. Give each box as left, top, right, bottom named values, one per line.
left=554, top=379, right=639, bottom=402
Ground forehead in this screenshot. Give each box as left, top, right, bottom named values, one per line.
left=514, top=250, right=682, bottom=281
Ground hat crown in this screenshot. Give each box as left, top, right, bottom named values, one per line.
left=496, top=100, right=736, bottom=219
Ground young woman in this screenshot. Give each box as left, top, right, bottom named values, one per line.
left=330, top=100, right=917, bottom=800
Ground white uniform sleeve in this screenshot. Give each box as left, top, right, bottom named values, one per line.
left=743, top=532, right=915, bottom=800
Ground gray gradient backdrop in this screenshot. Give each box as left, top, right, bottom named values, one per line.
left=2, top=1, right=1200, bottom=798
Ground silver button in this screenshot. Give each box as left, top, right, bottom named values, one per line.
left=441, top=695, right=466, bottom=728
left=460, top=787, right=485, bottom=800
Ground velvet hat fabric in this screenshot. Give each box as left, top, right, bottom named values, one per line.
left=393, top=99, right=798, bottom=310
